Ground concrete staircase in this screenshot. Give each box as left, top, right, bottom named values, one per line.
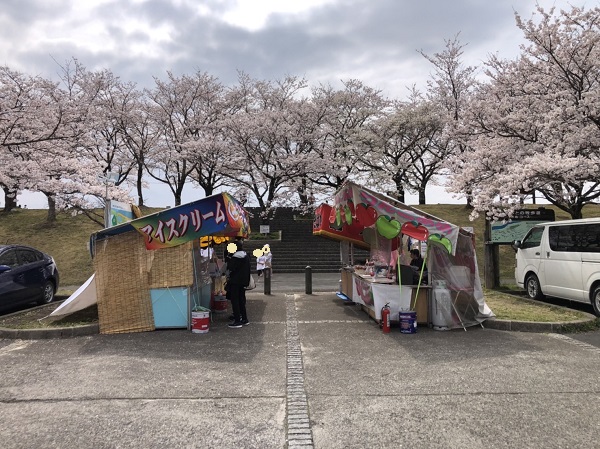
left=237, top=207, right=369, bottom=273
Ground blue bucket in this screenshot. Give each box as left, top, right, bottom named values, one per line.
left=399, top=311, right=417, bottom=334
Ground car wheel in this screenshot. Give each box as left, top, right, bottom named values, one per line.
left=38, top=281, right=55, bottom=305
left=525, top=274, right=544, bottom=300
left=592, top=286, right=600, bottom=317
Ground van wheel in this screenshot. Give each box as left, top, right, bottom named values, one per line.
left=525, top=274, right=544, bottom=300
left=592, top=287, right=600, bottom=317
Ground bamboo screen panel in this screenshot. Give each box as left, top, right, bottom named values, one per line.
left=93, top=232, right=155, bottom=334
left=147, top=241, right=194, bottom=288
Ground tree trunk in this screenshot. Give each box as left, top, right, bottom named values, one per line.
left=2, top=187, right=17, bottom=212
left=465, top=188, right=474, bottom=209
left=174, top=182, right=184, bottom=207
left=296, top=179, right=309, bottom=207
left=392, top=176, right=405, bottom=204
left=136, top=169, right=145, bottom=207
left=483, top=219, right=499, bottom=289
left=418, top=188, right=426, bottom=205
left=46, top=193, right=57, bottom=223
left=570, top=204, right=584, bottom=220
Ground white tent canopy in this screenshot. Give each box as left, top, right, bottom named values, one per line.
left=49, top=274, right=97, bottom=317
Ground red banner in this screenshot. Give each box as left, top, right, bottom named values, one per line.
left=313, top=204, right=369, bottom=248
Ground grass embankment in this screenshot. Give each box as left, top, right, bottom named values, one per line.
left=483, top=290, right=592, bottom=322
left=0, top=302, right=98, bottom=329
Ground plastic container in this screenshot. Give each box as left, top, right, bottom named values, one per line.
left=399, top=311, right=417, bottom=334
left=432, top=286, right=452, bottom=331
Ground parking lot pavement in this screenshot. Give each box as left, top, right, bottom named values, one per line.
left=1, top=290, right=599, bottom=448
left=567, top=330, right=600, bottom=349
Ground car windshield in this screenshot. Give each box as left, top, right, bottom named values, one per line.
left=521, top=227, right=544, bottom=249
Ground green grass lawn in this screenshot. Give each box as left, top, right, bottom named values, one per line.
left=483, top=290, right=592, bottom=322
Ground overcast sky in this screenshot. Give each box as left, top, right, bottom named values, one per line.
left=1, top=0, right=594, bottom=208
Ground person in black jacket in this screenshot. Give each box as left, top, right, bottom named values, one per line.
left=409, top=248, right=428, bottom=284
left=225, top=240, right=251, bottom=328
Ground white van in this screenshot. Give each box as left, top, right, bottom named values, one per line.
left=513, top=218, right=600, bottom=316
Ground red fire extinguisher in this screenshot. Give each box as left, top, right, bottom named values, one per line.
left=381, top=302, right=391, bottom=334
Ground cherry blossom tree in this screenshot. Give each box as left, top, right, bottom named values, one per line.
left=421, top=35, right=479, bottom=207
left=80, top=69, right=135, bottom=181
left=452, top=5, right=600, bottom=220
left=222, top=73, right=312, bottom=217
left=0, top=67, right=69, bottom=213
left=145, top=71, right=229, bottom=206
left=0, top=64, right=116, bottom=222
left=359, top=91, right=447, bottom=204
left=306, top=80, right=387, bottom=193
left=114, top=86, right=159, bottom=207
left=182, top=74, right=231, bottom=198
left=39, top=59, right=131, bottom=224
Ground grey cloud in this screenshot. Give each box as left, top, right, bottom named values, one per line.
left=0, top=0, right=564, bottom=98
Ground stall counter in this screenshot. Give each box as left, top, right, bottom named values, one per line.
left=341, top=267, right=430, bottom=324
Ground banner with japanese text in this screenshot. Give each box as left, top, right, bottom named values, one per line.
left=132, top=193, right=250, bottom=250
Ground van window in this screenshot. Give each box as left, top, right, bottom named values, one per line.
left=578, top=224, right=600, bottom=252
left=521, top=226, right=544, bottom=249
left=548, top=226, right=576, bottom=251
left=548, top=223, right=600, bottom=252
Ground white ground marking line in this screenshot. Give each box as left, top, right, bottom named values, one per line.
left=286, top=295, right=314, bottom=448
left=297, top=320, right=369, bottom=324
left=0, top=340, right=32, bottom=356
left=548, top=333, right=600, bottom=355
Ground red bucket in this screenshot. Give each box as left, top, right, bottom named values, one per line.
left=191, top=311, right=210, bottom=333
left=213, top=294, right=228, bottom=313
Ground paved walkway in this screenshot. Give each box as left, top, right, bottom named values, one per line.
left=256, top=271, right=341, bottom=293
left=1, top=271, right=597, bottom=340
left=1, top=290, right=599, bottom=448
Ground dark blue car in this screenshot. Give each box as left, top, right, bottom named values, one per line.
left=0, top=245, right=60, bottom=311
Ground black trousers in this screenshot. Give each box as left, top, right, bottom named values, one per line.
left=228, top=284, right=247, bottom=322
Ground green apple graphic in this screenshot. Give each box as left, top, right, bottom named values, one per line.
left=376, top=215, right=401, bottom=239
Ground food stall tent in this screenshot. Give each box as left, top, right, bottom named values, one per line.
left=314, top=181, right=494, bottom=330
left=87, top=192, right=250, bottom=334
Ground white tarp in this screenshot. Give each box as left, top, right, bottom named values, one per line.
left=50, top=274, right=97, bottom=317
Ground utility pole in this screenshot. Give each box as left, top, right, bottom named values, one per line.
left=102, top=171, right=117, bottom=228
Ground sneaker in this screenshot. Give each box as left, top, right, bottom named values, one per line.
left=228, top=322, right=243, bottom=329
left=241, top=319, right=250, bottom=326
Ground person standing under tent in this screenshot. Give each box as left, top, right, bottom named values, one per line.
left=224, top=237, right=242, bottom=300
left=225, top=240, right=251, bottom=328
left=200, top=242, right=214, bottom=260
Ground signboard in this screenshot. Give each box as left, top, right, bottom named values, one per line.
left=107, top=200, right=134, bottom=228
left=260, top=225, right=270, bottom=234
left=491, top=208, right=555, bottom=244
